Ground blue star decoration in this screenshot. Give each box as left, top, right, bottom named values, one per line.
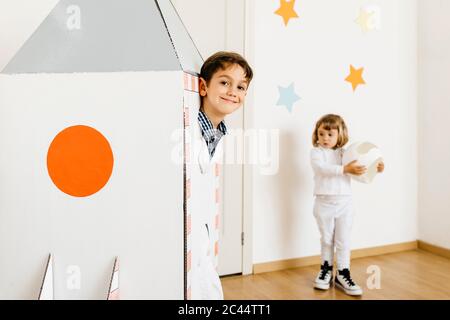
left=276, top=82, right=301, bottom=113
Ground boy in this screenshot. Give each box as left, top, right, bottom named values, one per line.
left=198, top=51, right=253, bottom=159
left=192, top=51, right=253, bottom=299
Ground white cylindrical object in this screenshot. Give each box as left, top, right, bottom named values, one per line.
left=342, top=142, right=383, bottom=184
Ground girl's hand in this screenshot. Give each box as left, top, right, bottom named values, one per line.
left=377, top=161, right=385, bottom=173
left=344, top=160, right=367, bottom=176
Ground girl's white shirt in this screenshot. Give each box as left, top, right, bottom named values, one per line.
left=310, top=146, right=352, bottom=195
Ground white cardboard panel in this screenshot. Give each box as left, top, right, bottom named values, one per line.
left=0, top=71, right=184, bottom=299
left=38, top=254, right=54, bottom=300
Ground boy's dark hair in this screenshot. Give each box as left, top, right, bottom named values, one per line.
left=200, top=51, right=253, bottom=85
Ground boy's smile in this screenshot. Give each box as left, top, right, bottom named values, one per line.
left=200, top=64, right=248, bottom=128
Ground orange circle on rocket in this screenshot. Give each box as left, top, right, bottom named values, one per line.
left=47, top=125, right=114, bottom=197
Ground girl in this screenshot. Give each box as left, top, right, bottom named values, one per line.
left=310, top=114, right=384, bottom=296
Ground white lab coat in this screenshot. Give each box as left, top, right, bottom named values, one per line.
left=189, top=118, right=224, bottom=300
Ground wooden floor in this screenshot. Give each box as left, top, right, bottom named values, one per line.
left=221, top=250, right=450, bottom=300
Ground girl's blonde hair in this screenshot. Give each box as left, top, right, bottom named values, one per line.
left=312, top=114, right=349, bottom=149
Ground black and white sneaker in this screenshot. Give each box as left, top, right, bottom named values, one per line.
left=335, top=269, right=363, bottom=296
left=314, top=261, right=333, bottom=290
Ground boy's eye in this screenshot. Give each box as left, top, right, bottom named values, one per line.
left=221, top=81, right=229, bottom=86
left=238, top=86, right=247, bottom=91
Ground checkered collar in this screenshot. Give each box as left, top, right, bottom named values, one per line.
left=198, top=110, right=228, bottom=142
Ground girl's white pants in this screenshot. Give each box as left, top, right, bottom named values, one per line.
left=313, top=195, right=354, bottom=270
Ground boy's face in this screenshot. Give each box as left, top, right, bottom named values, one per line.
left=200, top=64, right=249, bottom=118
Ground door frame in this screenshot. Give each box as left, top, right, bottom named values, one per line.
left=242, top=0, right=255, bottom=276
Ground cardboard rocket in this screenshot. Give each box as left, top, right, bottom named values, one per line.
left=0, top=0, right=218, bottom=299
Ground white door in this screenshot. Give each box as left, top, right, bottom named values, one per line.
left=171, top=0, right=245, bottom=276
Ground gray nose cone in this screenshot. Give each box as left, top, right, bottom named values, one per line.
left=2, top=0, right=203, bottom=74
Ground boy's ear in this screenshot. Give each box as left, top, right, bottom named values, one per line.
left=199, top=77, right=207, bottom=97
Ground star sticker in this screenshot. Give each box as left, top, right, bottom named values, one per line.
left=355, top=8, right=375, bottom=33
left=345, top=65, right=366, bottom=92
left=275, top=0, right=299, bottom=26
left=276, top=83, right=301, bottom=113
left=355, top=9, right=376, bottom=33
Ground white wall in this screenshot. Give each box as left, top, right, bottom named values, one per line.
left=0, top=0, right=58, bottom=70
left=418, top=0, right=450, bottom=250
left=249, top=0, right=419, bottom=264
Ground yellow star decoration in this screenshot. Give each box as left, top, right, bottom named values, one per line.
left=275, top=0, right=299, bottom=26
left=355, top=9, right=374, bottom=33
left=345, top=65, right=366, bottom=92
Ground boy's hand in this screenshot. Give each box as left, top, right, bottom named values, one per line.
left=344, top=160, right=367, bottom=176
left=377, top=161, right=385, bottom=173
